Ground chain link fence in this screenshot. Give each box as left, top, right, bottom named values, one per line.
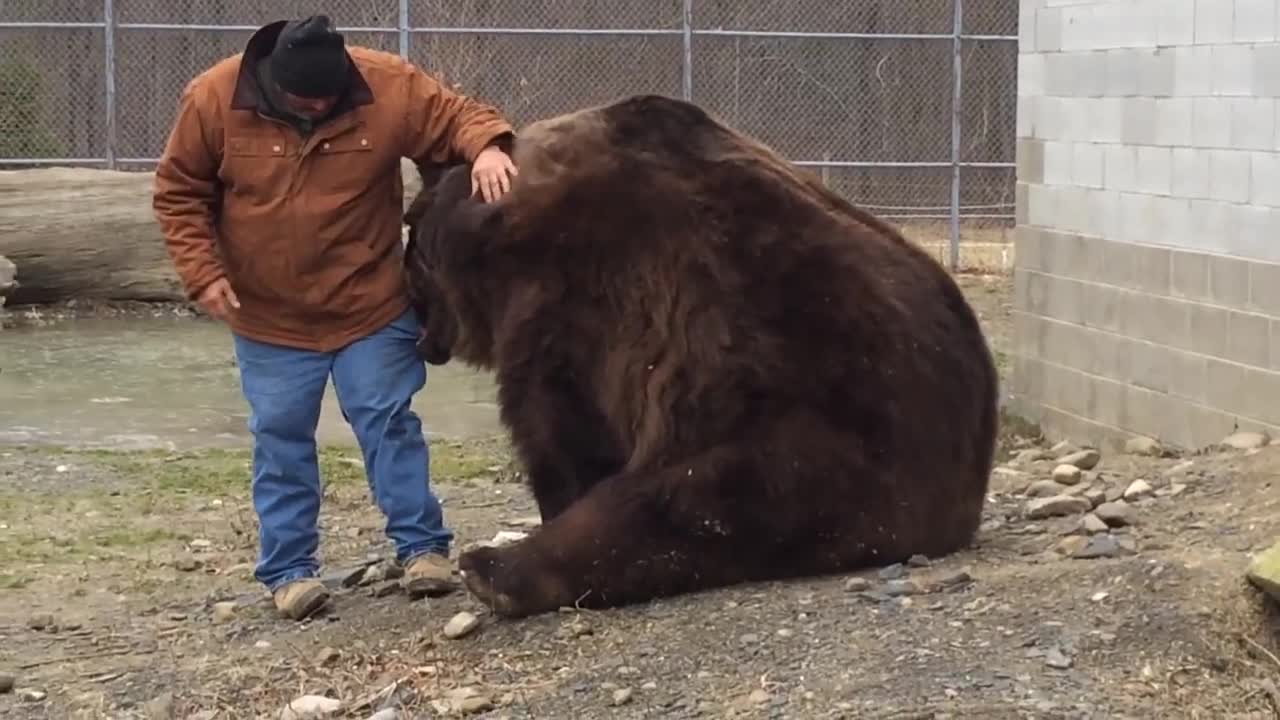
left=0, top=0, right=1018, bottom=268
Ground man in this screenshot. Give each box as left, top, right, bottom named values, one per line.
left=152, top=15, right=517, bottom=620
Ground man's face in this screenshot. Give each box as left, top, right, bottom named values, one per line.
left=280, top=91, right=337, bottom=119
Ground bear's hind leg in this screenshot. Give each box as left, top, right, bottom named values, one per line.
left=457, top=440, right=871, bottom=617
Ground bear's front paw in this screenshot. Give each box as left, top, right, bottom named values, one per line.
left=458, top=544, right=567, bottom=618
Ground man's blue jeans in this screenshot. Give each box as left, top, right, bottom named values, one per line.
left=231, top=308, right=452, bottom=592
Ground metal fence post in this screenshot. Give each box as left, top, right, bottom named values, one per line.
left=681, top=0, right=693, bottom=101
left=104, top=0, right=117, bottom=169
left=949, top=0, right=963, bottom=272
left=398, top=0, right=409, bottom=58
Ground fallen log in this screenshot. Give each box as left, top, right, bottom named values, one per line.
left=0, top=160, right=424, bottom=306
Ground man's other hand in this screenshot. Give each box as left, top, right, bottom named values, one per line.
left=471, top=145, right=518, bottom=203
left=197, top=277, right=241, bottom=322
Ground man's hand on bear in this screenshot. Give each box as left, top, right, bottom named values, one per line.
left=471, top=145, right=518, bottom=203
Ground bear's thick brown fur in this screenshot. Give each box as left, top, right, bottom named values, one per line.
left=402, top=94, right=999, bottom=618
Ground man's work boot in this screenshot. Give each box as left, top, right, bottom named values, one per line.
left=402, top=552, right=457, bottom=598
left=273, top=578, right=330, bottom=620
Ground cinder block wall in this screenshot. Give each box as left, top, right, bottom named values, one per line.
left=1011, top=0, right=1280, bottom=450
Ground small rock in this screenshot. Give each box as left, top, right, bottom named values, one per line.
left=1052, top=464, right=1083, bottom=485
left=212, top=601, right=237, bottom=624
left=174, top=556, right=201, bottom=572
left=366, top=710, right=399, bottom=720
left=1055, top=536, right=1090, bottom=556
left=1220, top=431, right=1270, bottom=451
left=459, top=696, right=493, bottom=714
left=188, top=538, right=213, bottom=551
left=1080, top=514, right=1109, bottom=535
left=27, top=614, right=54, bottom=631
left=146, top=692, right=175, bottom=719
left=881, top=580, right=922, bottom=596
left=1083, top=488, right=1107, bottom=507
left=748, top=689, right=770, bottom=704
left=315, top=647, right=340, bottom=666
left=878, top=563, right=907, bottom=580
left=0, top=673, right=14, bottom=693
left=612, top=688, right=633, bottom=706
left=1072, top=534, right=1128, bottom=559
left=1124, top=436, right=1164, bottom=456
left=1044, top=647, right=1073, bottom=669
left=1025, top=479, right=1064, bottom=498
left=1026, top=495, right=1092, bottom=519
left=844, top=577, right=871, bottom=592
left=444, top=611, right=481, bottom=639
left=1246, top=540, right=1280, bottom=603
left=931, top=570, right=973, bottom=590
left=907, top=554, right=931, bottom=567
left=1050, top=440, right=1078, bottom=457
left=370, top=581, right=400, bottom=598
left=1058, top=449, right=1101, bottom=470
left=280, top=695, right=343, bottom=719
left=1015, top=448, right=1051, bottom=466
left=18, top=689, right=46, bottom=702
left=1093, top=501, right=1133, bottom=527
left=1123, top=479, right=1154, bottom=501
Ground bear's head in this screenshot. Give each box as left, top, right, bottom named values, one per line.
left=402, top=161, right=505, bottom=367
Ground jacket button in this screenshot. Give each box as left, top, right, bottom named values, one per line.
left=323, top=142, right=331, bottom=149
left=360, top=138, right=368, bottom=146
left=272, top=145, right=281, bottom=152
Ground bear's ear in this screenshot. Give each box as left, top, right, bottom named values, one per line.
left=438, top=197, right=507, bottom=267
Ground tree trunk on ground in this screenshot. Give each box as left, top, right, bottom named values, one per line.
left=0, top=254, right=15, bottom=320
left=0, top=161, right=426, bottom=306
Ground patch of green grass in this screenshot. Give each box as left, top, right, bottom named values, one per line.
left=23, top=437, right=512, bottom=500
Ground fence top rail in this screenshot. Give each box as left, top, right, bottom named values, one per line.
left=0, top=21, right=1017, bottom=41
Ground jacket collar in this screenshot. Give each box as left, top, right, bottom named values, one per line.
left=230, top=20, right=374, bottom=112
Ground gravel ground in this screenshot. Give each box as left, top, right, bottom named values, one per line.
left=1, top=273, right=1278, bottom=719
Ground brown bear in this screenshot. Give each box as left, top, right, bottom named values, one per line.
left=401, top=94, right=999, bottom=619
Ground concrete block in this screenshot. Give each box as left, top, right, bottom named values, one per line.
left=1209, top=253, right=1254, bottom=309
left=1017, top=96, right=1033, bottom=139
left=1208, top=150, right=1253, bottom=203
left=1159, top=197, right=1195, bottom=250
left=1188, top=199, right=1240, bottom=257
left=1105, top=50, right=1141, bottom=97
left=1087, top=188, right=1122, bottom=240
left=1131, top=243, right=1173, bottom=296
left=1190, top=304, right=1231, bottom=358
left=1193, top=97, right=1233, bottom=149
left=1138, top=48, right=1176, bottom=98
left=1195, top=0, right=1236, bottom=44
left=1248, top=260, right=1280, bottom=315
left=1233, top=0, right=1277, bottom=42
left=1019, top=53, right=1046, bottom=98
left=1213, top=44, right=1256, bottom=97
left=1227, top=310, right=1272, bottom=368
left=1136, top=146, right=1173, bottom=196
left=1071, top=142, right=1105, bottom=188
left=1253, top=45, right=1280, bottom=97
left=1174, top=45, right=1214, bottom=96
left=1044, top=141, right=1073, bottom=186
left=1036, top=7, right=1063, bottom=52
left=1230, top=99, right=1277, bottom=151
left=1154, top=98, right=1194, bottom=147
left=1234, top=204, right=1278, bottom=262
left=1117, top=191, right=1154, bottom=245
left=1075, top=51, right=1108, bottom=98
left=1017, top=138, right=1046, bottom=184
left=1273, top=318, right=1280, bottom=371
left=1104, top=145, right=1138, bottom=193
left=1094, top=98, right=1125, bottom=144
left=1027, top=184, right=1058, bottom=227
left=1057, top=187, right=1091, bottom=236
left=1170, top=249, right=1210, bottom=301
left=1250, top=151, right=1280, bottom=207
left=1172, top=147, right=1212, bottom=199
left=1167, top=349, right=1210, bottom=404
left=1121, top=98, right=1158, bottom=146
left=1036, top=97, right=1065, bottom=141
left=1158, top=0, right=1197, bottom=46
left=1019, top=6, right=1037, bottom=54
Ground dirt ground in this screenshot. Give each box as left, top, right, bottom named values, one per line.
left=1, top=273, right=1278, bottom=720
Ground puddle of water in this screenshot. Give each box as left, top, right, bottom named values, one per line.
left=0, top=316, right=502, bottom=450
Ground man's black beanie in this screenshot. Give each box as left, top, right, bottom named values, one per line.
left=269, top=15, right=350, bottom=98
